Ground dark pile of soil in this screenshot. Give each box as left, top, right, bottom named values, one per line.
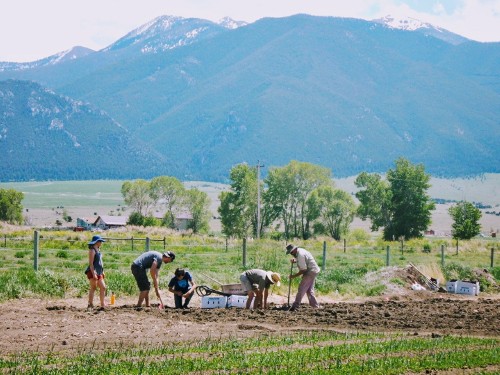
left=1, top=293, right=498, bottom=354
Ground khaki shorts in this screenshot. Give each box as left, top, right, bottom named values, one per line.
left=240, top=273, right=257, bottom=292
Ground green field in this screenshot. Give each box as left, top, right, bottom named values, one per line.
left=0, top=180, right=125, bottom=208
left=0, top=331, right=498, bottom=374
left=0, top=230, right=497, bottom=301
left=2, top=174, right=499, bottom=209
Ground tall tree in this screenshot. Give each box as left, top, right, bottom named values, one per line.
left=121, top=179, right=154, bottom=216
left=0, top=188, right=24, bottom=224
left=150, top=176, right=185, bottom=228
left=355, top=172, right=392, bottom=232
left=355, top=158, right=435, bottom=240
left=218, top=163, right=261, bottom=238
left=264, top=160, right=331, bottom=239
left=312, top=186, right=356, bottom=240
left=449, top=201, right=482, bottom=240
left=387, top=158, right=435, bottom=240
left=184, top=188, right=211, bottom=234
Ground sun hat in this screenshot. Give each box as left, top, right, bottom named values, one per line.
left=285, top=244, right=297, bottom=255
left=266, top=271, right=281, bottom=287
left=88, top=235, right=106, bottom=245
left=163, top=251, right=176, bottom=261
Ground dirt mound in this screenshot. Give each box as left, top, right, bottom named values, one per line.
left=1, top=293, right=498, bottom=355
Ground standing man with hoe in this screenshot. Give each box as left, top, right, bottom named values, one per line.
left=286, top=244, right=320, bottom=311
left=131, top=250, right=175, bottom=308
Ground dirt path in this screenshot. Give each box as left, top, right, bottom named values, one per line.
left=2, top=292, right=498, bottom=355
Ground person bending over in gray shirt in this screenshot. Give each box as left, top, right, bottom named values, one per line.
left=131, top=250, right=175, bottom=307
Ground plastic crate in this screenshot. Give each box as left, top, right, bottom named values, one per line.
left=227, top=295, right=248, bottom=308
left=446, top=280, right=458, bottom=293
left=201, top=296, right=227, bottom=309
left=456, top=280, right=480, bottom=296
left=446, top=280, right=479, bottom=296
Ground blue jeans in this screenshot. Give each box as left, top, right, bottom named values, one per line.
left=174, top=292, right=193, bottom=308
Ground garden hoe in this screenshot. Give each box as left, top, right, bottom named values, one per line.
left=287, top=261, right=294, bottom=308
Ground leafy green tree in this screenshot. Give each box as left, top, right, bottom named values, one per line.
left=121, top=179, right=153, bottom=216
left=449, top=201, right=482, bottom=240
left=0, top=188, right=24, bottom=224
left=264, top=160, right=331, bottom=239
left=218, top=164, right=264, bottom=238
left=355, top=158, right=435, bottom=240
left=184, top=188, right=211, bottom=234
left=387, top=158, right=435, bottom=240
left=150, top=176, right=185, bottom=228
left=312, top=186, right=356, bottom=240
left=127, top=212, right=145, bottom=226
left=355, top=172, right=392, bottom=232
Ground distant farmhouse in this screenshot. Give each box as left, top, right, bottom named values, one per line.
left=173, top=212, right=193, bottom=231
left=75, top=213, right=193, bottom=231
left=94, top=215, right=128, bottom=230
left=75, top=217, right=98, bottom=231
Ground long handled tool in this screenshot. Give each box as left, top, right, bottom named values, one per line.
left=287, top=261, right=294, bottom=307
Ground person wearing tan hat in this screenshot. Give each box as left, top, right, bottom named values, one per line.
left=240, top=269, right=281, bottom=309
left=286, top=244, right=320, bottom=311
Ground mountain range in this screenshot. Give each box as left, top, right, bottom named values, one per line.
left=0, top=14, right=499, bottom=182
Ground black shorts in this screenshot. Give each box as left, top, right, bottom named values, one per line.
left=131, top=264, right=150, bottom=292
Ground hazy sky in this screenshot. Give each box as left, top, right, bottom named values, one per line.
left=2, top=0, right=500, bottom=62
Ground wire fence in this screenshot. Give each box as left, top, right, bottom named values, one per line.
left=0, top=232, right=497, bottom=277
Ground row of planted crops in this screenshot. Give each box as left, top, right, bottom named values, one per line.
left=1, top=330, right=498, bottom=374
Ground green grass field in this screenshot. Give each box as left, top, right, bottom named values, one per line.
left=2, top=174, right=499, bottom=209
left=0, top=180, right=125, bottom=208
left=0, top=230, right=497, bottom=301
left=0, top=331, right=497, bottom=374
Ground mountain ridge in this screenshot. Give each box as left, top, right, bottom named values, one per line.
left=0, top=14, right=498, bottom=182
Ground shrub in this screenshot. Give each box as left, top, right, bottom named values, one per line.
left=56, top=250, right=69, bottom=259
left=442, top=263, right=474, bottom=281
left=14, top=250, right=29, bottom=258
left=348, top=228, right=371, bottom=243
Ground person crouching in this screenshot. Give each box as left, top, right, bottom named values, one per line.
left=168, top=268, right=196, bottom=309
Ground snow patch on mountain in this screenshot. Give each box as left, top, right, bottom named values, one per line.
left=372, top=15, right=468, bottom=45
left=218, top=17, right=248, bottom=29
left=372, top=15, right=436, bottom=31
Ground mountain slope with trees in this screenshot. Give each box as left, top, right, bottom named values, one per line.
left=0, top=80, right=174, bottom=181
left=0, top=14, right=499, bottom=182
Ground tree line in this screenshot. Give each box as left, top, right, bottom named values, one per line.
left=218, top=157, right=482, bottom=241
left=120, top=176, right=211, bottom=233
left=1, top=157, right=482, bottom=241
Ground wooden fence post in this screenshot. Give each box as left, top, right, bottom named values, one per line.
left=343, top=238, right=346, bottom=253
left=145, top=237, right=150, bottom=251
left=441, top=245, right=445, bottom=268
left=242, top=238, right=247, bottom=267
left=33, top=230, right=39, bottom=271
left=491, top=248, right=495, bottom=268
left=386, top=246, right=390, bottom=266
left=322, top=241, right=326, bottom=271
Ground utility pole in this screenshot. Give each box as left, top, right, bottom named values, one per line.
left=256, top=160, right=264, bottom=239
